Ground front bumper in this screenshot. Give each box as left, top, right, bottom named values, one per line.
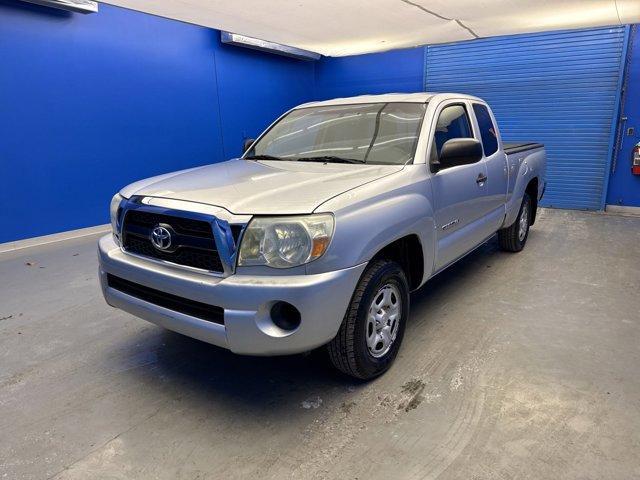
left=98, top=234, right=366, bottom=355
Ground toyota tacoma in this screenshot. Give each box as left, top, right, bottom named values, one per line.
left=99, top=93, right=546, bottom=379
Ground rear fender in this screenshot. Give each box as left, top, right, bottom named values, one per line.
left=503, top=149, right=545, bottom=228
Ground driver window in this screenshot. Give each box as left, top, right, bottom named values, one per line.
left=431, top=105, right=473, bottom=161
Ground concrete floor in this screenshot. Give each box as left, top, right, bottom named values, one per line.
left=1, top=208, right=639, bottom=480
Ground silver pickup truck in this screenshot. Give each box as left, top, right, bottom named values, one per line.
left=99, top=93, right=546, bottom=379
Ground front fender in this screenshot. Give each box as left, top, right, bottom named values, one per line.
left=307, top=170, right=435, bottom=283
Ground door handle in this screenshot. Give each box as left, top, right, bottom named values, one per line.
left=476, top=173, right=488, bottom=184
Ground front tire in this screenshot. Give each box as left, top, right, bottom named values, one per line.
left=498, top=192, right=531, bottom=252
left=327, top=260, right=409, bottom=380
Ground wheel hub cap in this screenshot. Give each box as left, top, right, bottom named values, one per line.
left=366, top=284, right=401, bottom=358
left=519, top=203, right=529, bottom=241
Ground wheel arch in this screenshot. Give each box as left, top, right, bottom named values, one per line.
left=369, top=234, right=424, bottom=291
left=525, top=177, right=539, bottom=225
left=504, top=170, right=541, bottom=228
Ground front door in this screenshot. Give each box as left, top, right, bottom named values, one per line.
left=430, top=102, right=489, bottom=271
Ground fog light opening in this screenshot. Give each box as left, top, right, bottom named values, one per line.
left=270, top=301, right=301, bottom=331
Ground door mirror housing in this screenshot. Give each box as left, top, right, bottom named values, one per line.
left=432, top=138, right=483, bottom=172
left=243, top=138, right=256, bottom=154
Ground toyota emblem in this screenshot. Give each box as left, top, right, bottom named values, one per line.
left=150, top=224, right=172, bottom=251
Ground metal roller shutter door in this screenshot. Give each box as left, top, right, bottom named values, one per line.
left=425, top=27, right=628, bottom=210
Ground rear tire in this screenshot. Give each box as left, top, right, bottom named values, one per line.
left=498, top=192, right=531, bottom=252
left=327, top=260, right=409, bottom=380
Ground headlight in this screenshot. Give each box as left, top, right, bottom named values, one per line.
left=238, top=214, right=334, bottom=268
left=110, top=193, right=123, bottom=244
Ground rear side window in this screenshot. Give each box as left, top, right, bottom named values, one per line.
left=472, top=104, right=498, bottom=156
left=432, top=105, right=473, bottom=158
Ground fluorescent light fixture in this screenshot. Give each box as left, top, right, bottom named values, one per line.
left=20, top=0, right=98, bottom=14
left=221, top=31, right=320, bottom=61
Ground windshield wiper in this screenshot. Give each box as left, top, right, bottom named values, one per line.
left=297, top=156, right=365, bottom=164
left=244, top=154, right=283, bottom=161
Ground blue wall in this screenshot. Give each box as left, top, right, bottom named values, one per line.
left=0, top=0, right=314, bottom=243
left=607, top=26, right=640, bottom=207
left=215, top=40, right=314, bottom=159
left=314, top=47, right=425, bottom=100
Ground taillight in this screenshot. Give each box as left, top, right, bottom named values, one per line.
left=633, top=143, right=640, bottom=175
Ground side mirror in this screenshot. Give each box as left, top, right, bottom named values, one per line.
left=432, top=138, right=483, bottom=172
left=243, top=138, right=256, bottom=154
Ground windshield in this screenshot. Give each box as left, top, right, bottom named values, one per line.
left=246, top=102, right=427, bottom=165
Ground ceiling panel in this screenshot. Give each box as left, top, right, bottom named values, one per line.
left=101, top=0, right=640, bottom=56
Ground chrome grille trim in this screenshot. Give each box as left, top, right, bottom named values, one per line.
left=117, top=196, right=248, bottom=277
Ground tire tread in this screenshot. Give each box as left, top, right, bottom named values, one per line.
left=327, top=260, right=400, bottom=379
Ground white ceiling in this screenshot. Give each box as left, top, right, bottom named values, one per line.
left=102, top=0, right=640, bottom=56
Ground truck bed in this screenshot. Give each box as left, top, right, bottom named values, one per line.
left=504, top=142, right=544, bottom=155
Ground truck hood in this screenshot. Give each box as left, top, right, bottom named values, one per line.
left=122, top=159, right=404, bottom=214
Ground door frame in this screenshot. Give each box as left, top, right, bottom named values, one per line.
left=602, top=24, right=631, bottom=210
left=427, top=98, right=491, bottom=271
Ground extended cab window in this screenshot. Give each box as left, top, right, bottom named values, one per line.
left=432, top=105, right=473, bottom=159
left=248, top=102, right=426, bottom=165
left=472, top=103, right=498, bottom=156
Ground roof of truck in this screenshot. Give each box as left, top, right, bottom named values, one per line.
left=296, top=92, right=484, bottom=108
left=297, top=92, right=435, bottom=108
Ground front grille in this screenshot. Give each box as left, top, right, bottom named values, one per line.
left=122, top=210, right=224, bottom=272
left=107, top=274, right=224, bottom=324
left=123, top=210, right=213, bottom=237
left=124, top=236, right=223, bottom=272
